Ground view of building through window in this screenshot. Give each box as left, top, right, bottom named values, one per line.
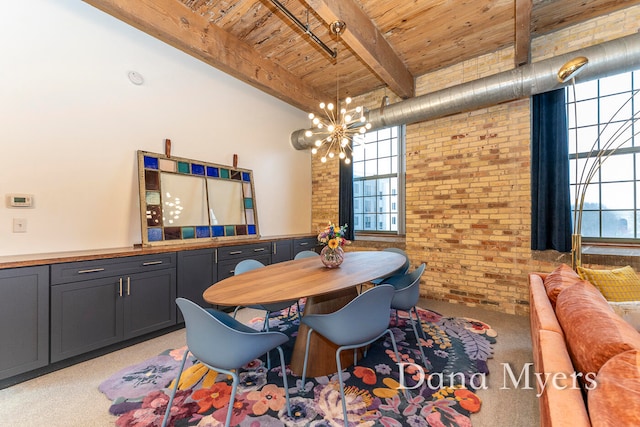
left=352, top=126, right=404, bottom=233
left=567, top=69, right=640, bottom=240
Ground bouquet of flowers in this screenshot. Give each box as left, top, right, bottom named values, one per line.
left=317, top=223, right=350, bottom=250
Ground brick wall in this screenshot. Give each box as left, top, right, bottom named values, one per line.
left=311, top=6, right=640, bottom=315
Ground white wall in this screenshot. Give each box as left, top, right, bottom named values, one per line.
left=0, top=1, right=312, bottom=256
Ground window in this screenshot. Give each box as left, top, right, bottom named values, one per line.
left=567, top=70, right=640, bottom=241
left=352, top=126, right=405, bottom=233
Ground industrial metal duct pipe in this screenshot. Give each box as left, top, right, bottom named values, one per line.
left=292, top=33, right=640, bottom=150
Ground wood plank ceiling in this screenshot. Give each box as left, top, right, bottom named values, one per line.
left=85, top=0, right=640, bottom=113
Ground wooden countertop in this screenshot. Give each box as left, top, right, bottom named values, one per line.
left=0, top=234, right=315, bottom=269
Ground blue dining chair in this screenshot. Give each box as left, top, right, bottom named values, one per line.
left=294, top=250, right=320, bottom=259
left=382, top=263, right=428, bottom=367
left=161, top=298, right=291, bottom=427
left=299, top=284, right=406, bottom=424
left=232, top=259, right=300, bottom=368
left=370, top=248, right=411, bottom=285
left=232, top=259, right=301, bottom=330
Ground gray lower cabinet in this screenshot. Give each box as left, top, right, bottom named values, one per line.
left=50, top=254, right=176, bottom=363
left=272, top=240, right=293, bottom=263
left=0, top=266, right=49, bottom=381
left=293, top=237, right=319, bottom=257
left=177, top=248, right=217, bottom=321
left=216, top=242, right=272, bottom=281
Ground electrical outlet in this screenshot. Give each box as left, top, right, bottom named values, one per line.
left=13, top=218, right=27, bottom=233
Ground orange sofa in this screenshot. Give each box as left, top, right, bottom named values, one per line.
left=529, top=264, right=640, bottom=427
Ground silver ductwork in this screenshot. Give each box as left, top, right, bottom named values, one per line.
left=292, top=33, right=640, bottom=150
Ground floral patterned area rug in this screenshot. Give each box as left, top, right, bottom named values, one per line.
left=100, top=304, right=497, bottom=427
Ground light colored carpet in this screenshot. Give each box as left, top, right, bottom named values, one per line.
left=0, top=299, right=538, bottom=426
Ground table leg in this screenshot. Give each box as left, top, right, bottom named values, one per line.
left=290, top=287, right=362, bottom=377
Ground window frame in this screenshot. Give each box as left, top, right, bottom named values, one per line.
left=567, top=69, right=640, bottom=243
left=351, top=125, right=406, bottom=236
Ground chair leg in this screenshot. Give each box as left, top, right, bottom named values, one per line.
left=336, top=347, right=350, bottom=425
left=263, top=311, right=271, bottom=370
left=412, top=306, right=428, bottom=340
left=386, top=329, right=409, bottom=400
left=300, top=328, right=314, bottom=391
left=276, top=346, right=292, bottom=417
left=224, top=371, right=239, bottom=427
left=161, top=348, right=189, bottom=427
left=408, top=307, right=428, bottom=367
left=232, top=306, right=242, bottom=318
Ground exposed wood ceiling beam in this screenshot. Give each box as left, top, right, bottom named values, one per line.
left=304, top=0, right=415, bottom=99
left=83, top=0, right=329, bottom=112
left=514, top=0, right=532, bottom=66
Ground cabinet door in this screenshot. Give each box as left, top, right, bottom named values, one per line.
left=51, top=277, right=123, bottom=363
left=123, top=269, right=177, bottom=340
left=0, top=266, right=49, bottom=381
left=271, top=240, right=292, bottom=264
left=177, top=249, right=217, bottom=322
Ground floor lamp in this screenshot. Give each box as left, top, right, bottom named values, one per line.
left=558, top=57, right=640, bottom=269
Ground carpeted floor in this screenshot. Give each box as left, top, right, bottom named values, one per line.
left=0, top=299, right=539, bottom=426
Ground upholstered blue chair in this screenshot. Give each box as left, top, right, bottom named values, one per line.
left=294, top=250, right=320, bottom=259
left=382, top=263, right=428, bottom=366
left=370, top=247, right=411, bottom=285
left=161, top=298, right=291, bottom=427
left=299, top=284, right=405, bottom=424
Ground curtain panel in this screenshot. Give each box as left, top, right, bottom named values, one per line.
left=531, top=88, right=572, bottom=252
left=339, top=157, right=355, bottom=241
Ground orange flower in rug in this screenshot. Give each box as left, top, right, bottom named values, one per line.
left=247, top=384, right=287, bottom=415
left=192, top=382, right=233, bottom=413
left=354, top=366, right=377, bottom=385
left=454, top=388, right=482, bottom=413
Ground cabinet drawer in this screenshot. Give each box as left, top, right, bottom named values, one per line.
left=217, top=242, right=272, bottom=261
left=51, top=253, right=176, bottom=284
left=293, top=237, right=318, bottom=254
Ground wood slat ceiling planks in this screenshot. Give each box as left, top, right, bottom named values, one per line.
left=84, top=0, right=640, bottom=112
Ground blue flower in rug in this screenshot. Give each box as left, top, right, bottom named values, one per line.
left=434, top=349, right=449, bottom=358
left=122, top=364, right=174, bottom=387
left=295, top=377, right=315, bottom=394
left=280, top=396, right=318, bottom=424
left=239, top=370, right=267, bottom=392
left=99, top=355, right=191, bottom=400
left=407, top=414, right=429, bottom=427
left=374, top=363, right=392, bottom=375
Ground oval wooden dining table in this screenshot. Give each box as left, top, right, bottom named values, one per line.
left=202, top=250, right=406, bottom=377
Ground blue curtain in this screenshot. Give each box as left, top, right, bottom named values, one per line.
left=339, top=156, right=355, bottom=240
left=531, top=88, right=572, bottom=252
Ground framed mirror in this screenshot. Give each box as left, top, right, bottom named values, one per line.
left=137, top=150, right=259, bottom=246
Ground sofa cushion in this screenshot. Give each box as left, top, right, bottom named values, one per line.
left=543, top=264, right=582, bottom=307
left=588, top=349, right=640, bottom=427
left=577, top=265, right=640, bottom=302
left=555, top=281, right=640, bottom=380
left=537, top=330, right=591, bottom=427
